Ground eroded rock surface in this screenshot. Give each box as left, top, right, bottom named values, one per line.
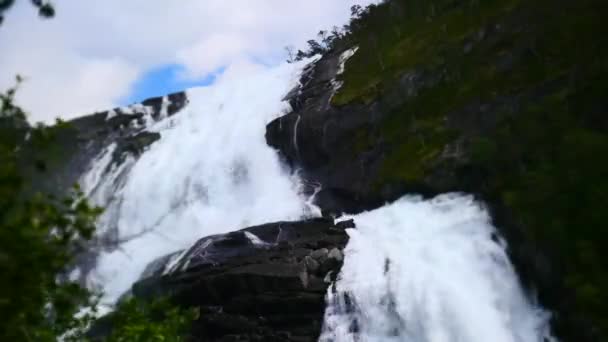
left=31, top=92, right=188, bottom=197
left=130, top=218, right=352, bottom=342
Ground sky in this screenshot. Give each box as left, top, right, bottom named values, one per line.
left=0, top=0, right=377, bottom=123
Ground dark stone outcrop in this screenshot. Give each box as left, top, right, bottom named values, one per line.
left=23, top=92, right=190, bottom=287
left=266, top=48, right=430, bottom=215
left=114, top=131, right=161, bottom=160
left=29, top=91, right=188, bottom=198
left=142, top=92, right=188, bottom=120
left=265, top=11, right=605, bottom=338
left=266, top=44, right=507, bottom=215
left=125, top=217, right=350, bottom=342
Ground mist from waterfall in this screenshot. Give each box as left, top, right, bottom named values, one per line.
left=80, top=60, right=312, bottom=305
left=78, top=57, right=555, bottom=342
left=320, top=194, right=555, bottom=342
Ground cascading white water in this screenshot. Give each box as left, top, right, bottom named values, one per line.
left=320, top=194, right=555, bottom=342
left=81, top=60, right=312, bottom=304
left=79, top=56, right=555, bottom=340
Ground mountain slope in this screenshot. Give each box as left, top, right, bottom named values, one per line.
left=267, top=0, right=608, bottom=340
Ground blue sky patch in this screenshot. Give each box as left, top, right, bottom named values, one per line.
left=121, top=64, right=224, bottom=105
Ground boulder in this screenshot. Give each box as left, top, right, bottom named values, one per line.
left=303, top=256, right=320, bottom=274
left=335, top=219, right=355, bottom=230
left=129, top=217, right=351, bottom=341
left=310, top=248, right=329, bottom=261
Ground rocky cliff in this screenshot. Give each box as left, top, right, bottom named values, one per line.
left=29, top=1, right=607, bottom=341
left=23, top=92, right=188, bottom=198
left=88, top=218, right=352, bottom=341
left=267, top=0, right=608, bottom=340
left=136, top=218, right=351, bottom=341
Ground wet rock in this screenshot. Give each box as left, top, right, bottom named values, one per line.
left=28, top=91, right=189, bottom=199
left=304, top=256, right=320, bottom=273
left=126, top=218, right=349, bottom=341
left=311, top=248, right=329, bottom=261
left=265, top=50, right=443, bottom=216
left=328, top=248, right=343, bottom=262
left=264, top=13, right=605, bottom=340
left=142, top=92, right=188, bottom=119
left=320, top=248, right=343, bottom=274
left=113, top=131, right=160, bottom=163
left=335, top=219, right=355, bottom=230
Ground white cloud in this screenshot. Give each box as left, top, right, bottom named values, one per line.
left=176, top=32, right=254, bottom=79
left=0, top=0, right=377, bottom=123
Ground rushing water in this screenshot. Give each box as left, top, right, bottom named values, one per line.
left=81, top=60, right=311, bottom=304
left=79, top=57, right=554, bottom=341
left=320, top=194, right=554, bottom=342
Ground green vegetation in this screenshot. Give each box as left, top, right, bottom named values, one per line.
left=332, top=0, right=608, bottom=337
left=0, top=78, right=100, bottom=341
left=0, top=0, right=55, bottom=26
left=332, top=0, right=521, bottom=106
left=1, top=7, right=196, bottom=340
left=0, top=80, right=195, bottom=340
left=105, top=298, right=197, bottom=342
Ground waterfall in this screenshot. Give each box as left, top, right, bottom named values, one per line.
left=78, top=57, right=555, bottom=341
left=320, top=194, right=555, bottom=342
left=80, top=60, right=311, bottom=305
left=293, top=114, right=302, bottom=156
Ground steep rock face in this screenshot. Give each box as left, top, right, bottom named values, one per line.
left=21, top=92, right=189, bottom=286
left=28, top=92, right=187, bottom=197
left=266, top=1, right=608, bottom=340
left=129, top=218, right=351, bottom=342
left=268, top=49, right=597, bottom=342
left=267, top=48, right=438, bottom=215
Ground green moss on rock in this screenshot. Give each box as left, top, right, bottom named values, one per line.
left=335, top=0, right=608, bottom=338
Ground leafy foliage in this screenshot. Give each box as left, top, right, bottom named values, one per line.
left=0, top=4, right=196, bottom=341
left=0, top=77, right=101, bottom=340
left=0, top=79, right=196, bottom=341
left=288, top=4, right=385, bottom=63
left=105, top=298, right=197, bottom=342
left=328, top=0, right=608, bottom=338
left=0, top=0, right=55, bottom=26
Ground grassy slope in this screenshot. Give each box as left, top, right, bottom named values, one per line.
left=334, top=0, right=608, bottom=337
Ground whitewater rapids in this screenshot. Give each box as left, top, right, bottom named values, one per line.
left=81, top=60, right=312, bottom=304
left=79, top=57, right=554, bottom=341
left=320, top=194, right=554, bottom=342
